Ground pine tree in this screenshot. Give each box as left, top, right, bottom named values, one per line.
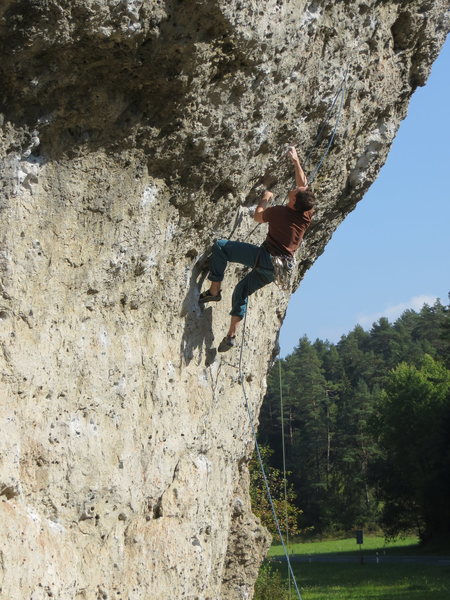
left=284, top=338, right=332, bottom=531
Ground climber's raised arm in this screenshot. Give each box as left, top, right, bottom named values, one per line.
left=287, top=146, right=308, bottom=189
left=253, top=190, right=273, bottom=223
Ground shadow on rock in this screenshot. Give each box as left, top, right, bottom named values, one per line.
left=180, top=251, right=217, bottom=367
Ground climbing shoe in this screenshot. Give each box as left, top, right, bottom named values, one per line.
left=199, top=290, right=222, bottom=304
left=218, top=335, right=236, bottom=352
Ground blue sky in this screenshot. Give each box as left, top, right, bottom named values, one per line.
left=280, top=36, right=450, bottom=356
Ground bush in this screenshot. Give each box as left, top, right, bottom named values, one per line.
left=253, top=562, right=291, bottom=600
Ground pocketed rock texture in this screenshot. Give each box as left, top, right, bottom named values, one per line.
left=0, top=1, right=448, bottom=598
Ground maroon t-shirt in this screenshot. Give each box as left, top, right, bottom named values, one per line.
left=262, top=205, right=313, bottom=257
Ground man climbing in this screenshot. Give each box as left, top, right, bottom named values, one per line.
left=199, top=146, right=315, bottom=352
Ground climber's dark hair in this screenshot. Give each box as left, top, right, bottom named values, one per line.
left=295, top=188, right=315, bottom=212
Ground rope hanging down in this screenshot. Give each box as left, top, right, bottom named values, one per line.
left=279, top=357, right=292, bottom=597
left=238, top=307, right=303, bottom=600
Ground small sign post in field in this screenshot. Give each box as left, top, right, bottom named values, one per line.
left=356, top=529, right=364, bottom=564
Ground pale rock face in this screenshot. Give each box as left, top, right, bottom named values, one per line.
left=0, top=1, right=448, bottom=598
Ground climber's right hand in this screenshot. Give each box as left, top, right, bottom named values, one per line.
left=287, top=146, right=299, bottom=163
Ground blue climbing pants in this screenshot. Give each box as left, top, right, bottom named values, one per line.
left=208, top=239, right=274, bottom=319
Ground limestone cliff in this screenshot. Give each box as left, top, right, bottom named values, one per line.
left=0, top=1, right=448, bottom=598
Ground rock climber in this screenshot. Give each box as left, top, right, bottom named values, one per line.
left=199, top=146, right=315, bottom=352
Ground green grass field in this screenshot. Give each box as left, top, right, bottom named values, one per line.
left=272, top=562, right=450, bottom=600
left=260, top=537, right=450, bottom=600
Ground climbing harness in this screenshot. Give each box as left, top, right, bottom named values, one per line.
left=254, top=242, right=295, bottom=290
left=238, top=306, right=303, bottom=600
left=259, top=239, right=296, bottom=291
left=271, top=253, right=296, bottom=292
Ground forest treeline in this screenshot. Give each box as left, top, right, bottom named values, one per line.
left=258, top=298, right=450, bottom=542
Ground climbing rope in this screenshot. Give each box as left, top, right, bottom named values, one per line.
left=238, top=307, right=303, bottom=600
left=279, top=357, right=292, bottom=597
left=265, top=65, right=349, bottom=184
left=221, top=66, right=351, bottom=596
left=304, top=64, right=349, bottom=185
left=235, top=65, right=349, bottom=244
